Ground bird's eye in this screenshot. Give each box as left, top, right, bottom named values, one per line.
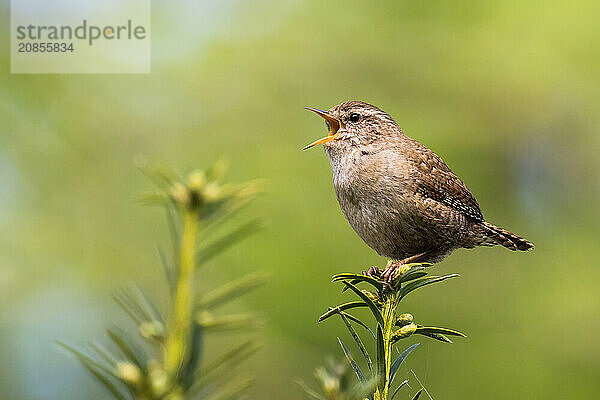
left=349, top=113, right=360, bottom=123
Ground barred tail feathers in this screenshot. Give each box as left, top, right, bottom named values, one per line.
left=481, top=222, right=534, bottom=251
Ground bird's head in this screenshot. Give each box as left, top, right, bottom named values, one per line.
left=303, top=101, right=400, bottom=152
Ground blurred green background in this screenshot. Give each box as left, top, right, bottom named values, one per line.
left=1, top=0, right=599, bottom=399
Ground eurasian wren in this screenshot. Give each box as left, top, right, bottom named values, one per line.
left=304, top=101, right=533, bottom=281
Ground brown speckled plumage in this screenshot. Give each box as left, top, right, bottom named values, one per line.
left=306, top=101, right=534, bottom=266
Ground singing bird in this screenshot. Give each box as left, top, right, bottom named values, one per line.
left=303, top=101, right=533, bottom=282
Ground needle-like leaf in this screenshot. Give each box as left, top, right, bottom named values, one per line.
left=391, top=379, right=409, bottom=400
left=196, top=219, right=262, bottom=266
left=138, top=163, right=181, bottom=189
left=88, top=342, right=122, bottom=376
left=403, top=262, right=434, bottom=269
left=397, top=270, right=428, bottom=284
left=339, top=311, right=375, bottom=338
left=81, top=362, right=130, bottom=400
left=106, top=328, right=146, bottom=369
left=296, top=380, right=327, bottom=400
left=332, top=273, right=383, bottom=292
left=398, top=274, right=459, bottom=300
left=389, top=343, right=419, bottom=384
left=376, top=325, right=385, bottom=392
left=157, top=246, right=176, bottom=292
left=57, top=342, right=128, bottom=400
left=339, top=311, right=372, bottom=371
left=130, top=284, right=163, bottom=324
left=342, top=281, right=384, bottom=326
left=58, top=342, right=117, bottom=379
left=204, top=375, right=253, bottom=400
left=338, top=337, right=366, bottom=383
left=193, top=340, right=260, bottom=391
left=197, top=312, right=261, bottom=332
left=412, top=387, right=425, bottom=399
left=181, top=323, right=204, bottom=389
left=417, top=332, right=454, bottom=343
left=318, top=302, right=367, bottom=322
left=202, top=188, right=259, bottom=234
left=113, top=290, right=145, bottom=325
left=415, top=327, right=466, bottom=337
left=197, top=272, right=267, bottom=309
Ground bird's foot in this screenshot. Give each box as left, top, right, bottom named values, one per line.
left=362, top=266, right=391, bottom=291
left=363, top=266, right=381, bottom=279
left=380, top=252, right=430, bottom=291
left=380, top=261, right=401, bottom=290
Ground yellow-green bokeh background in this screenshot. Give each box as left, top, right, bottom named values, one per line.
left=1, top=1, right=599, bottom=399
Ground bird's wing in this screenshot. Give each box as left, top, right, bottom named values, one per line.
left=407, top=141, right=485, bottom=222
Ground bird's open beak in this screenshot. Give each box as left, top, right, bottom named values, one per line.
left=302, top=107, right=342, bottom=150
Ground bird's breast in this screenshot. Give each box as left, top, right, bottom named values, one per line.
left=328, top=149, right=421, bottom=258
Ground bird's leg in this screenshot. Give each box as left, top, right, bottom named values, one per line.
left=381, top=252, right=429, bottom=288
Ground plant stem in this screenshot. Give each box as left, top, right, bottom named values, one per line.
left=164, top=208, right=199, bottom=379
left=377, top=291, right=398, bottom=400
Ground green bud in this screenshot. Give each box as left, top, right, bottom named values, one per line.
left=116, top=361, right=142, bottom=386
left=139, top=320, right=164, bottom=340
left=393, top=323, right=417, bottom=340
left=169, top=182, right=190, bottom=207
left=202, top=182, right=221, bottom=203
left=315, top=367, right=339, bottom=398
left=396, top=313, right=414, bottom=326
left=197, top=310, right=214, bottom=327
left=187, top=170, right=206, bottom=191
left=148, top=360, right=168, bottom=395
left=323, top=376, right=339, bottom=397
